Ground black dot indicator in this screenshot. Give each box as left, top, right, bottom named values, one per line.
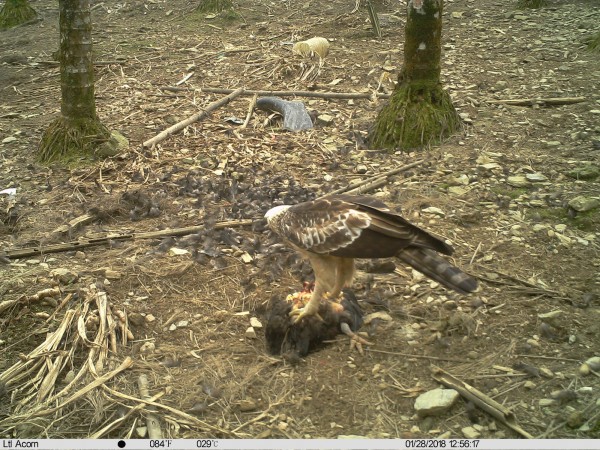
left=118, top=440, right=126, bottom=448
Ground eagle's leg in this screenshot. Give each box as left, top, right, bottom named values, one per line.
left=325, top=258, right=355, bottom=302
left=340, top=322, right=373, bottom=355
left=289, top=279, right=326, bottom=323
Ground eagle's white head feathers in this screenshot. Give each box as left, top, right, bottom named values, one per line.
left=264, top=204, right=291, bottom=224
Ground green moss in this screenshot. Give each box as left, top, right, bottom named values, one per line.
left=0, top=0, right=37, bottom=30
left=517, top=0, right=547, bottom=9
left=490, top=186, right=527, bottom=199
left=369, top=81, right=461, bottom=151
left=533, top=207, right=599, bottom=231
left=38, top=117, right=111, bottom=164
left=585, top=31, right=600, bottom=52
left=571, top=209, right=600, bottom=231
left=196, top=0, right=233, bottom=13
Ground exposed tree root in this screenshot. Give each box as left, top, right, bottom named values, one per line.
left=38, top=117, right=111, bottom=163
left=369, top=82, right=461, bottom=151
left=0, top=0, right=37, bottom=30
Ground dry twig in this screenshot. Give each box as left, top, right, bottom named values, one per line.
left=143, top=88, right=245, bottom=148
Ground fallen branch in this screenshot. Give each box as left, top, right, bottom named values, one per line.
left=5, top=219, right=253, bottom=260
left=242, top=93, right=258, bottom=129
left=486, top=96, right=585, bottom=107
left=161, top=86, right=391, bottom=100
left=431, top=366, right=533, bottom=439
left=320, top=159, right=425, bottom=198
left=143, top=88, right=245, bottom=148
left=369, top=349, right=468, bottom=363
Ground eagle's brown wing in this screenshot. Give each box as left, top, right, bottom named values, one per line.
left=277, top=195, right=453, bottom=258
left=266, top=195, right=478, bottom=294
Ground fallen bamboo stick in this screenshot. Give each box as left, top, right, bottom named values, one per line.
left=143, top=87, right=245, bottom=148
left=486, top=96, right=585, bottom=107
left=5, top=219, right=253, bottom=260
left=320, top=159, right=425, bottom=198
left=431, top=366, right=534, bottom=439
left=161, top=86, right=391, bottom=100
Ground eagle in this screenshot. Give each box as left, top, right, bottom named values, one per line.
left=264, top=194, right=478, bottom=323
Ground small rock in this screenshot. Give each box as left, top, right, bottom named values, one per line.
left=2, top=136, right=17, bottom=144
left=422, top=206, right=445, bottom=217
left=540, top=367, right=554, bottom=378
left=479, top=162, right=502, bottom=170
left=238, top=398, right=257, bottom=412
left=568, top=196, right=599, bottom=212
left=355, top=164, right=368, bottom=174
left=579, top=356, right=600, bottom=375
left=176, top=320, right=189, bottom=328
left=145, top=314, right=156, bottom=323
left=139, top=342, right=156, bottom=355
left=467, top=351, right=479, bottom=360
left=414, top=388, right=460, bottom=417
left=507, top=175, right=529, bottom=187
left=545, top=141, right=561, bottom=148
left=169, top=247, right=189, bottom=256
left=240, top=252, right=253, bottom=264
left=524, top=380, right=536, bottom=389
left=461, top=426, right=481, bottom=439
left=250, top=317, right=263, bottom=328
left=526, top=173, right=548, bottom=182
left=539, top=398, right=555, bottom=407
left=567, top=411, right=585, bottom=428
left=51, top=268, right=78, bottom=285
left=448, top=186, right=469, bottom=196
left=245, top=327, right=257, bottom=339
left=317, top=114, right=334, bottom=125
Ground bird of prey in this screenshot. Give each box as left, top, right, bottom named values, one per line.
left=264, top=194, right=478, bottom=323
left=265, top=286, right=371, bottom=360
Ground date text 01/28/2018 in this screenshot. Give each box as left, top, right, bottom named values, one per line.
left=405, top=439, right=480, bottom=448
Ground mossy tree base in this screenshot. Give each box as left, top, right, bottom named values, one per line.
left=517, top=0, right=546, bottom=9
left=0, top=0, right=37, bottom=30
left=39, top=117, right=111, bottom=163
left=196, top=0, right=233, bottom=13
left=369, top=82, right=461, bottom=151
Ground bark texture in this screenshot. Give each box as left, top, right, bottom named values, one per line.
left=369, top=0, right=460, bottom=151
left=39, top=0, right=109, bottom=163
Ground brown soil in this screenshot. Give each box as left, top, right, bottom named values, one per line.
left=0, top=0, right=599, bottom=440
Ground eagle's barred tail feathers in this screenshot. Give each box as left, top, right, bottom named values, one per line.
left=396, top=248, right=478, bottom=294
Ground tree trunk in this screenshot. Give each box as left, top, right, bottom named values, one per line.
left=0, top=0, right=37, bottom=30
left=369, top=0, right=460, bottom=151
left=39, top=0, right=110, bottom=163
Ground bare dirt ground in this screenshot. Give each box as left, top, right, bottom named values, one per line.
left=1, top=0, right=599, bottom=440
